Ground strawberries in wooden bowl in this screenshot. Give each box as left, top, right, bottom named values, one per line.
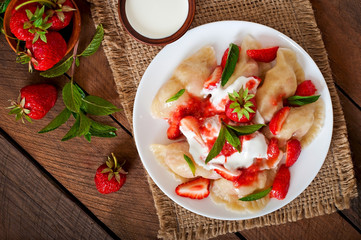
left=3, top=0, right=81, bottom=71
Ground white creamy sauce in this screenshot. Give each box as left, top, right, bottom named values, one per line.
left=201, top=76, right=257, bottom=111
left=125, top=0, right=189, bottom=39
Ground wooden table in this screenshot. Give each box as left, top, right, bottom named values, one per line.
left=0, top=0, right=360, bottom=239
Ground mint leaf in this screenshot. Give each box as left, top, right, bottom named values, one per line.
left=62, top=82, right=82, bottom=113
left=84, top=132, right=92, bottom=142
left=89, top=129, right=117, bottom=138
left=183, top=154, right=196, bottom=176
left=239, top=187, right=272, bottom=201
left=0, top=0, right=10, bottom=14
left=224, top=126, right=241, bottom=152
left=287, top=95, right=320, bottom=106
left=90, top=120, right=117, bottom=132
left=226, top=124, right=265, bottom=135
left=77, top=112, right=91, bottom=136
left=166, top=89, right=185, bottom=103
left=62, top=115, right=80, bottom=141
left=38, top=108, right=71, bottom=133
left=81, top=95, right=120, bottom=116
left=205, top=125, right=226, bottom=163
left=221, top=43, right=239, bottom=86
left=80, top=24, right=104, bottom=57
left=74, top=83, right=86, bottom=98
left=40, top=56, right=73, bottom=78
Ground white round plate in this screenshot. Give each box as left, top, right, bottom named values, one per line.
left=133, top=21, right=333, bottom=220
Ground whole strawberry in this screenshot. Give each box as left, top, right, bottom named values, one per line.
left=8, top=84, right=57, bottom=122
left=19, top=31, right=67, bottom=71
left=10, top=5, right=52, bottom=43
left=47, top=0, right=76, bottom=31
left=95, top=153, right=127, bottom=194
left=225, top=87, right=256, bottom=123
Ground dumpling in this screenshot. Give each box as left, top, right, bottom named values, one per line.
left=150, top=142, right=219, bottom=179
left=151, top=46, right=217, bottom=118
left=256, top=48, right=305, bottom=122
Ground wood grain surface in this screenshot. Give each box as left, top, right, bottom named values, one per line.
left=0, top=0, right=360, bottom=239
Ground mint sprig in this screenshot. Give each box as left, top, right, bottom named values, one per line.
left=287, top=95, right=320, bottom=106
left=166, top=89, right=185, bottom=103
left=205, top=122, right=265, bottom=164
left=221, top=43, right=239, bottom=86
left=183, top=154, right=196, bottom=176
left=40, top=24, right=104, bottom=78
left=239, top=187, right=272, bottom=201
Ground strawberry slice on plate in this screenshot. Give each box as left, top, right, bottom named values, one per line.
left=246, top=46, right=279, bottom=62
left=267, top=137, right=280, bottom=160
left=203, top=66, right=222, bottom=90
left=269, top=107, right=290, bottom=135
left=175, top=177, right=210, bottom=199
left=270, top=164, right=290, bottom=200
left=285, top=139, right=302, bottom=167
left=214, top=167, right=241, bottom=181
left=295, top=80, right=317, bottom=96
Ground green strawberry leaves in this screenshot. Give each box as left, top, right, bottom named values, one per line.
left=205, top=122, right=265, bottom=164
left=239, top=187, right=272, bottom=201
left=40, top=24, right=104, bottom=78
left=40, top=82, right=120, bottom=142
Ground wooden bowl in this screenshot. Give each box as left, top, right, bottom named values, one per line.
left=118, top=0, right=195, bottom=46
left=3, top=0, right=81, bottom=56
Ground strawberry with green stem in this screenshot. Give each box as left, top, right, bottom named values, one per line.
left=94, top=153, right=127, bottom=194
left=10, top=5, right=52, bottom=43
left=225, top=87, right=257, bottom=123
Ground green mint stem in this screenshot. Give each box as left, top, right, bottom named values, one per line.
left=15, top=0, right=56, bottom=11
left=69, top=40, right=79, bottom=81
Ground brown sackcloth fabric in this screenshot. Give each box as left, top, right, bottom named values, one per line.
left=86, top=0, right=357, bottom=239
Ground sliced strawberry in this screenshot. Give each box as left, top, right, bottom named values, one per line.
left=214, top=167, right=241, bottom=181
left=246, top=46, right=279, bottom=62
left=167, top=122, right=181, bottom=139
left=285, top=139, right=302, bottom=167
left=270, top=164, right=290, bottom=200
left=269, top=107, right=291, bottom=135
left=221, top=45, right=241, bottom=69
left=295, top=80, right=317, bottom=96
left=175, top=177, right=210, bottom=199
left=203, top=66, right=222, bottom=90
left=267, top=138, right=280, bottom=160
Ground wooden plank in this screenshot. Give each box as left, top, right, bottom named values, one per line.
left=310, top=0, right=361, bottom=106
left=72, top=0, right=131, bottom=131
left=338, top=91, right=361, bottom=230
left=241, top=213, right=360, bottom=240
left=0, top=37, right=159, bottom=239
left=0, top=134, right=113, bottom=240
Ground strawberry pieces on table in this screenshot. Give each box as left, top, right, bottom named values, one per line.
left=285, top=139, right=302, bottom=167
left=225, top=87, right=256, bottom=123
left=23, top=31, right=67, bottom=71
left=246, top=46, right=279, bottom=62
left=47, top=0, right=76, bottom=31
left=175, top=177, right=210, bottom=199
left=269, top=106, right=290, bottom=135
left=95, top=153, right=128, bottom=194
left=203, top=66, right=222, bottom=90
left=8, top=83, right=57, bottom=122
left=295, top=80, right=317, bottom=96
left=270, top=164, right=290, bottom=200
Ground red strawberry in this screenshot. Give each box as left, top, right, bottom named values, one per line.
left=225, top=87, right=256, bottom=123
left=47, top=0, right=76, bottom=31
left=221, top=45, right=241, bottom=69
left=247, top=46, right=279, bottom=62
left=270, top=164, right=290, bottom=200
left=203, top=66, right=222, bottom=90
left=269, top=107, right=290, bottom=135
left=233, top=168, right=259, bottom=188
left=295, top=80, right=317, bottom=96
left=10, top=6, right=52, bottom=42
left=167, top=122, right=181, bottom=140
left=8, top=84, right=57, bottom=122
left=285, top=139, right=302, bottom=167
left=214, top=167, right=241, bottom=181
left=175, top=177, right=210, bottom=199
left=267, top=138, right=280, bottom=160
left=26, top=31, right=67, bottom=71
left=95, top=153, right=127, bottom=194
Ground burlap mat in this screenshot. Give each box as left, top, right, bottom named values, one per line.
left=86, top=0, right=358, bottom=239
